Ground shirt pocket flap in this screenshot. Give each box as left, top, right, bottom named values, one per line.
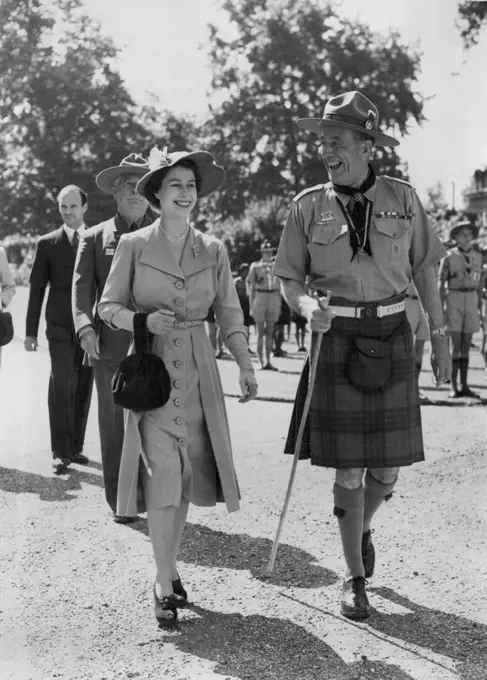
left=311, top=223, right=348, bottom=245
left=374, top=219, right=410, bottom=239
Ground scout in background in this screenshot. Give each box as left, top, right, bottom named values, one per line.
left=404, top=281, right=430, bottom=403
left=479, top=257, right=487, bottom=373
left=273, top=293, right=291, bottom=357
left=247, top=240, right=281, bottom=370
left=439, top=220, right=482, bottom=399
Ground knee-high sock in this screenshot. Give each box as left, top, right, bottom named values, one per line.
left=459, top=357, right=469, bottom=389
left=333, top=484, right=365, bottom=579
left=451, top=358, right=461, bottom=391
left=363, top=470, right=398, bottom=533
left=170, top=498, right=189, bottom=579
left=147, top=507, right=177, bottom=596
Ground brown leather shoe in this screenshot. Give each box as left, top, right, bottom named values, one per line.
left=362, top=530, right=375, bottom=578
left=340, top=577, right=372, bottom=620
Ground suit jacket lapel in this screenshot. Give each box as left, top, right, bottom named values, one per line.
left=58, top=227, right=76, bottom=262
left=180, top=228, right=217, bottom=277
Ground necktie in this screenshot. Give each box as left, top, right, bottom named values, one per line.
left=72, top=231, right=79, bottom=253
left=332, top=165, right=376, bottom=261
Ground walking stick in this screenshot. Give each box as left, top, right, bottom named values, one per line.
left=266, top=291, right=331, bottom=575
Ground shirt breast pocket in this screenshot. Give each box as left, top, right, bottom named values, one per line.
left=307, top=223, right=348, bottom=273
left=373, top=219, right=411, bottom=267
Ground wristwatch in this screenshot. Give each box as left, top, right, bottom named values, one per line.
left=431, top=325, right=448, bottom=337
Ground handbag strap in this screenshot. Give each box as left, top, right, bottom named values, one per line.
left=133, top=313, right=151, bottom=354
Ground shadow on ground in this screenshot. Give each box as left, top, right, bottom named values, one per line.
left=160, top=604, right=416, bottom=680
left=130, top=520, right=338, bottom=590
left=0, top=464, right=104, bottom=502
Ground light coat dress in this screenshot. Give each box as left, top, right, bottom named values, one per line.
left=0, top=247, right=16, bottom=369
left=98, top=222, right=245, bottom=518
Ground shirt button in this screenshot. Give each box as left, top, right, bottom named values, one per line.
left=177, top=437, right=186, bottom=447
left=174, top=299, right=183, bottom=307
left=173, top=397, right=182, bottom=407
left=175, top=416, right=184, bottom=426
left=174, top=338, right=182, bottom=347
left=175, top=280, right=184, bottom=289
left=173, top=360, right=182, bottom=368
left=173, top=379, right=182, bottom=389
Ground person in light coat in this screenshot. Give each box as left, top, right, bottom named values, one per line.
left=0, top=246, right=16, bottom=369
left=98, top=147, right=258, bottom=628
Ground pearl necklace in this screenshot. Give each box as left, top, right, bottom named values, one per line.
left=160, top=223, right=190, bottom=244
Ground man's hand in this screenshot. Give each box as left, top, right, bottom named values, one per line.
left=238, top=369, right=258, bottom=403
left=80, top=329, right=100, bottom=360
left=307, top=291, right=334, bottom=333
left=146, top=310, right=176, bottom=335
left=430, top=335, right=451, bottom=387
left=24, top=336, right=38, bottom=352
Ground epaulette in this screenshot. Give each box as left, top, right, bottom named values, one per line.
left=382, top=175, right=413, bottom=188
left=293, top=184, right=325, bottom=202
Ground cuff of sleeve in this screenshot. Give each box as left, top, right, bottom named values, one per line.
left=78, top=325, right=95, bottom=338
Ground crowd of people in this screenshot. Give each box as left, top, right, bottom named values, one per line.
left=0, top=89, right=484, bottom=627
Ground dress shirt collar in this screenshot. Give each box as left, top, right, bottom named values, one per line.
left=63, top=223, right=86, bottom=238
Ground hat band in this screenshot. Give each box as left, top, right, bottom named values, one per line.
left=322, top=112, right=376, bottom=133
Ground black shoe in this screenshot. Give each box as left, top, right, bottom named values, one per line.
left=340, top=576, right=371, bottom=619
left=298, top=346, right=307, bottom=353
left=71, top=452, right=89, bottom=465
left=458, top=386, right=480, bottom=399
left=113, top=514, right=138, bottom=524
left=153, top=585, right=178, bottom=628
left=362, top=530, right=375, bottom=578
left=264, top=363, right=279, bottom=371
left=52, top=457, right=70, bottom=475
left=172, top=576, right=188, bottom=608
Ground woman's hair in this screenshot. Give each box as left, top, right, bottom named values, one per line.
left=144, top=159, right=202, bottom=210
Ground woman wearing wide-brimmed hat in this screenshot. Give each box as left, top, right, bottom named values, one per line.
left=98, top=147, right=258, bottom=627
left=439, top=219, right=482, bottom=398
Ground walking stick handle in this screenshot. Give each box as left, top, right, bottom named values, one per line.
left=266, top=290, right=331, bottom=575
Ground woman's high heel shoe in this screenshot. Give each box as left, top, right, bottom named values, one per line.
left=172, top=576, right=188, bottom=608
left=153, top=585, right=178, bottom=628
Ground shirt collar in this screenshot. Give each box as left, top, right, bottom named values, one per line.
left=63, top=223, right=85, bottom=237
left=115, top=212, right=146, bottom=231
left=332, top=183, right=377, bottom=206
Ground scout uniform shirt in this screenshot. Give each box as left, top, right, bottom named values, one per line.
left=274, top=176, right=446, bottom=303
left=247, top=259, right=281, bottom=293
left=439, top=246, right=482, bottom=334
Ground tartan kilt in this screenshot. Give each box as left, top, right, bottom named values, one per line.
left=284, top=310, right=424, bottom=469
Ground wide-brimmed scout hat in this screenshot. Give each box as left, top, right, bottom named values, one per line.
left=260, top=240, right=275, bottom=252
left=450, top=220, right=479, bottom=241
left=136, top=147, right=226, bottom=200
left=297, top=91, right=399, bottom=148
left=96, top=154, right=149, bottom=194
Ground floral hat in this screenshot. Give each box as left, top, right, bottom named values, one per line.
left=136, top=146, right=226, bottom=200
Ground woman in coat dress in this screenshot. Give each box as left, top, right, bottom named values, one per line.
left=0, top=246, right=16, bottom=369
left=98, top=147, right=258, bottom=627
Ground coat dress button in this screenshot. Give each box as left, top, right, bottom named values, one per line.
left=173, top=360, right=182, bottom=368
left=173, top=379, right=182, bottom=389
left=174, top=338, right=182, bottom=347
left=177, top=437, right=186, bottom=447
left=175, top=280, right=184, bottom=289
left=173, top=397, right=182, bottom=407
left=174, top=299, right=183, bottom=307
left=175, top=416, right=184, bottom=426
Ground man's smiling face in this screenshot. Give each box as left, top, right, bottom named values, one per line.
left=319, top=126, right=371, bottom=187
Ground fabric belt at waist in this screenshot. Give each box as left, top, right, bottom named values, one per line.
left=255, top=289, right=280, bottom=293
left=449, top=288, right=478, bottom=293
left=330, top=300, right=406, bottom=319
left=173, top=319, right=204, bottom=329
left=406, top=295, right=419, bottom=300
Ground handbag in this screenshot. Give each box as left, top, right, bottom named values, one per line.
left=0, top=304, right=14, bottom=347
left=112, top=313, right=172, bottom=412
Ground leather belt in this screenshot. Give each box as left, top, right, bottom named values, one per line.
left=330, top=300, right=406, bottom=319
left=173, top=319, right=204, bottom=329
left=255, top=289, right=280, bottom=293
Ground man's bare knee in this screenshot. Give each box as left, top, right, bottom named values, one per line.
left=335, top=468, right=365, bottom=489
left=368, top=467, right=399, bottom=485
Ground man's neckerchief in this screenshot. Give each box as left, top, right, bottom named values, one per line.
left=332, top=165, right=376, bottom=261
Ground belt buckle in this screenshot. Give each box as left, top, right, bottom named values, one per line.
left=361, top=306, right=376, bottom=319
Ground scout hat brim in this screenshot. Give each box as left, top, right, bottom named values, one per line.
left=450, top=221, right=479, bottom=241
left=296, top=117, right=399, bottom=148
left=137, top=149, right=226, bottom=200
left=96, top=154, right=150, bottom=194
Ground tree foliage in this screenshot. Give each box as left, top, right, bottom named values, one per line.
left=204, top=0, right=425, bottom=220
left=457, top=1, right=487, bottom=48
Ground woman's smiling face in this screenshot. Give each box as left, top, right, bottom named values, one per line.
left=155, top=166, right=198, bottom=217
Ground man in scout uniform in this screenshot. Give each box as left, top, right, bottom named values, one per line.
left=72, top=154, right=154, bottom=521
left=438, top=220, right=482, bottom=398
left=274, top=91, right=451, bottom=620
left=247, top=240, right=282, bottom=370
left=405, top=281, right=430, bottom=403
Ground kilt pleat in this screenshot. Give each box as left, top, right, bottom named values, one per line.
left=284, top=310, right=424, bottom=469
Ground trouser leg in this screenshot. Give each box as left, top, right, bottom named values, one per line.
left=72, top=345, right=94, bottom=454
left=48, top=341, right=78, bottom=458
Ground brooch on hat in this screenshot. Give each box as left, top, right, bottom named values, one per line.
left=148, top=145, right=171, bottom=171
left=365, top=110, right=375, bottom=131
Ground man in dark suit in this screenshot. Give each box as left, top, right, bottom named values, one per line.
left=25, top=185, right=94, bottom=475
left=72, top=154, right=153, bottom=522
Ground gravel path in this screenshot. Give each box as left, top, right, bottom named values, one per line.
left=1, top=291, right=486, bottom=680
